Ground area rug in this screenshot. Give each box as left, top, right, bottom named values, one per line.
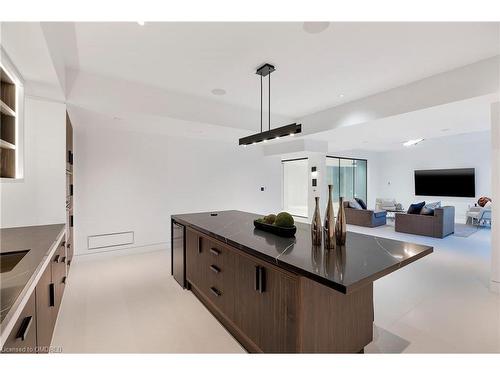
left=453, top=223, right=480, bottom=238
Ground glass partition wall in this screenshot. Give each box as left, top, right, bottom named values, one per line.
left=326, top=156, right=367, bottom=213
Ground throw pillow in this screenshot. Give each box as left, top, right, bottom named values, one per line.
left=354, top=197, right=367, bottom=210
left=478, top=196, right=492, bottom=207
left=349, top=200, right=363, bottom=210
left=420, top=201, right=441, bottom=215
left=407, top=201, right=425, bottom=215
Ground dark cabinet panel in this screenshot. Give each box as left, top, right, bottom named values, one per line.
left=35, top=263, right=56, bottom=352
left=186, top=228, right=206, bottom=288
left=234, top=254, right=298, bottom=353
left=254, top=264, right=298, bottom=352
left=233, top=253, right=262, bottom=348
left=2, top=291, right=37, bottom=353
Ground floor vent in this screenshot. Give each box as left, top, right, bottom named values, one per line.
left=87, top=231, right=134, bottom=250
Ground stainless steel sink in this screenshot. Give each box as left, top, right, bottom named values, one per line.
left=0, top=250, right=29, bottom=273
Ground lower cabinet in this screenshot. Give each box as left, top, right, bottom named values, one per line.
left=2, top=292, right=37, bottom=353
left=185, top=228, right=298, bottom=353
left=234, top=254, right=297, bottom=353
left=35, top=263, right=56, bottom=352
left=2, top=236, right=68, bottom=354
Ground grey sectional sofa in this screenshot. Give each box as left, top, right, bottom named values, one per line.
left=395, top=206, right=455, bottom=238
left=343, top=201, right=387, bottom=228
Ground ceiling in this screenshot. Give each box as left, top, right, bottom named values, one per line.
left=306, top=94, right=495, bottom=152
left=73, top=22, right=500, bottom=118
left=1, top=21, right=499, bottom=149
left=1, top=22, right=64, bottom=99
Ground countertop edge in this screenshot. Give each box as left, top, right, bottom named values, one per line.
left=0, top=226, right=65, bottom=348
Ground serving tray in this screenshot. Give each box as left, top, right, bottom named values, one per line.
left=253, top=220, right=297, bottom=238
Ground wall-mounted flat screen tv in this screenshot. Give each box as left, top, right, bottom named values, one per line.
left=414, top=168, right=475, bottom=197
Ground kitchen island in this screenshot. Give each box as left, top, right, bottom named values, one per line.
left=171, top=210, right=433, bottom=353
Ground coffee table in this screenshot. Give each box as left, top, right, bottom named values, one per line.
left=385, top=208, right=406, bottom=220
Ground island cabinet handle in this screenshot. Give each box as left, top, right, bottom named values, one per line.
left=210, top=287, right=221, bottom=297
left=255, top=266, right=260, bottom=291
left=16, top=316, right=33, bottom=341
left=49, top=283, right=55, bottom=307
left=198, top=237, right=202, bottom=254
left=210, top=248, right=220, bottom=256
left=210, top=265, right=220, bottom=274
left=62, top=276, right=67, bottom=284
left=61, top=241, right=66, bottom=247
left=61, top=257, right=66, bottom=264
left=258, top=266, right=266, bottom=293
left=53, top=255, right=60, bottom=263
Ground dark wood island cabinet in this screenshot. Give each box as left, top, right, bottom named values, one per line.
left=172, top=210, right=433, bottom=353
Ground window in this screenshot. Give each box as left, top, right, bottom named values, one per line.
left=282, top=158, right=308, bottom=218
left=326, top=156, right=367, bottom=212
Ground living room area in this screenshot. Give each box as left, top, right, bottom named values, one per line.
left=274, top=76, right=498, bottom=351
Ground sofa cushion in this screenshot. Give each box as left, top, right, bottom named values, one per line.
left=374, top=210, right=387, bottom=218
left=420, top=201, right=441, bottom=216
left=349, top=200, right=363, bottom=209
left=355, top=198, right=367, bottom=209
left=407, top=201, right=425, bottom=215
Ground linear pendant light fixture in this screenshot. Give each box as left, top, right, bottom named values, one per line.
left=239, top=63, right=302, bottom=146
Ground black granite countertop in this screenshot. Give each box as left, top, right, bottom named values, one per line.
left=172, top=210, right=433, bottom=294
left=0, top=224, right=65, bottom=330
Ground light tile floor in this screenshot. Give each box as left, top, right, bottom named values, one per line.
left=52, top=226, right=500, bottom=353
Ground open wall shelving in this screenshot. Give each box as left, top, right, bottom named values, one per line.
left=1, top=65, right=18, bottom=178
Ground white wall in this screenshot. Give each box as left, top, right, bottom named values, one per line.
left=1, top=97, right=66, bottom=228
left=490, top=102, right=499, bottom=288
left=73, top=118, right=282, bottom=255
left=374, top=131, right=491, bottom=223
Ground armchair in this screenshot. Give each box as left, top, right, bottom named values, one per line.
left=466, top=206, right=492, bottom=227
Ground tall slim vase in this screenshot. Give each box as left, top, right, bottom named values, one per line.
left=335, top=197, right=347, bottom=245
left=311, top=197, right=322, bottom=246
left=324, top=184, right=336, bottom=250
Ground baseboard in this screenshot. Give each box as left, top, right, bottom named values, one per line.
left=74, top=242, right=169, bottom=261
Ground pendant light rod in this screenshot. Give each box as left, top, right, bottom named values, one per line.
left=268, top=70, right=271, bottom=131
left=260, top=75, right=263, bottom=133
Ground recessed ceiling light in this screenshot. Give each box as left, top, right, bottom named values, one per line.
left=137, top=21, right=145, bottom=26
left=339, top=94, right=345, bottom=98
left=403, top=138, right=424, bottom=147
left=303, top=22, right=330, bottom=34
left=211, top=88, right=226, bottom=96
left=441, top=128, right=450, bottom=132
